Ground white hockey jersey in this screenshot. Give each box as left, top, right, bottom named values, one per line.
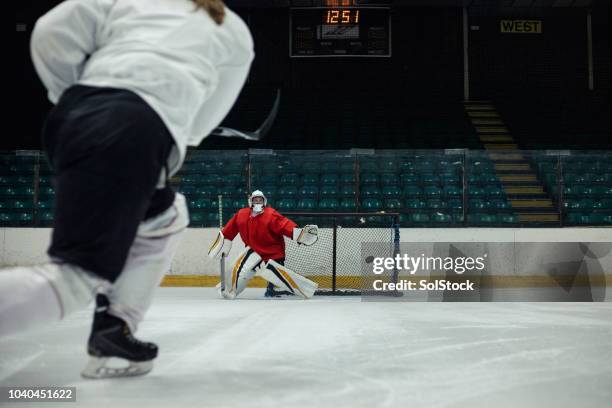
left=30, top=0, right=254, bottom=174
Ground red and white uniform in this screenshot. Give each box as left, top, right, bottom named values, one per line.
left=222, top=207, right=296, bottom=261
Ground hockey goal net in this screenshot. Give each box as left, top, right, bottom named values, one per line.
left=282, top=212, right=400, bottom=295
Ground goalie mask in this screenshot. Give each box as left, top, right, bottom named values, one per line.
left=248, top=190, right=267, bottom=214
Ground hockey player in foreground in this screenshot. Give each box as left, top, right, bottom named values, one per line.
left=208, top=191, right=319, bottom=299
left=0, top=0, right=254, bottom=379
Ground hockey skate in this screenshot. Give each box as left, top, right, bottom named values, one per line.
left=264, top=282, right=295, bottom=298
left=81, top=294, right=158, bottom=379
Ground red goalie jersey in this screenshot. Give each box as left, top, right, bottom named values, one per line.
left=222, top=207, right=297, bottom=261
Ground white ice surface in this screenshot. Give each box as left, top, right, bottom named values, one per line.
left=1, top=288, right=611, bottom=408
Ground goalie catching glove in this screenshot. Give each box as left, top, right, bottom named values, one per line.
left=208, top=230, right=232, bottom=259
left=293, top=225, right=318, bottom=246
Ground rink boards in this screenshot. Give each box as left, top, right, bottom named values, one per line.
left=1, top=227, right=611, bottom=290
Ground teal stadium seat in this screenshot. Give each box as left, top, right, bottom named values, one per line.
left=277, top=199, right=296, bottom=211
left=278, top=186, right=298, bottom=196
left=405, top=199, right=426, bottom=209
left=40, top=211, right=54, bottom=223
left=301, top=161, right=320, bottom=174
left=318, top=198, right=339, bottom=211
left=469, top=186, right=487, bottom=197
left=340, top=199, right=357, bottom=211
left=423, top=186, right=442, bottom=198
left=447, top=199, right=463, bottom=210
left=195, top=186, right=217, bottom=196
left=299, top=185, right=318, bottom=197
left=427, top=199, right=447, bottom=209
left=340, top=185, right=356, bottom=196
left=260, top=185, right=277, bottom=198
left=360, top=185, right=380, bottom=197
left=189, top=198, right=214, bottom=210
left=38, top=186, right=55, bottom=196
left=421, top=175, right=441, bottom=185
left=403, top=186, right=422, bottom=197
left=320, top=185, right=339, bottom=196
left=469, top=199, right=488, bottom=210
left=498, top=213, right=519, bottom=224
left=400, top=174, right=418, bottom=185
left=280, top=174, right=300, bottom=186
left=468, top=213, right=498, bottom=224
left=443, top=185, right=462, bottom=197
left=360, top=174, right=379, bottom=185
left=378, top=159, right=398, bottom=173
left=190, top=212, right=205, bottom=224
left=321, top=173, right=339, bottom=184
left=380, top=174, right=400, bottom=185
left=321, top=162, right=340, bottom=173
left=297, top=199, right=317, bottom=210
left=340, top=162, right=355, bottom=173
left=410, top=213, right=430, bottom=223
left=490, top=199, right=511, bottom=210
left=38, top=199, right=54, bottom=209
left=381, top=186, right=402, bottom=197
left=253, top=175, right=277, bottom=185
left=359, top=161, right=378, bottom=172
left=341, top=174, right=356, bottom=184
left=431, top=212, right=452, bottom=223
left=361, top=198, right=382, bottom=211
left=301, top=174, right=318, bottom=185
left=384, top=199, right=402, bottom=210
left=486, top=185, right=505, bottom=197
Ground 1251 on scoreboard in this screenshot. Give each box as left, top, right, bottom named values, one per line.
left=290, top=7, right=391, bottom=57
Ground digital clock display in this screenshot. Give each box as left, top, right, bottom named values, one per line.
left=324, top=9, right=360, bottom=24
left=290, top=7, right=391, bottom=57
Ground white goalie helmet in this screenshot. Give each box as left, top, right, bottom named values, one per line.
left=248, top=190, right=267, bottom=208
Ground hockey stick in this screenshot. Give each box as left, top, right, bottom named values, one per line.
left=210, top=89, right=281, bottom=141
left=218, top=195, right=226, bottom=292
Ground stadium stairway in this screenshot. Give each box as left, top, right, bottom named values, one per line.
left=465, top=101, right=560, bottom=225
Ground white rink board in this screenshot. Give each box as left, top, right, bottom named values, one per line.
left=1, top=227, right=611, bottom=276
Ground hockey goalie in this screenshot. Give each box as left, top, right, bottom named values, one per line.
left=208, top=190, right=319, bottom=299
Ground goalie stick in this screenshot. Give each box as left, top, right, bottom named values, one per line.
left=210, top=89, right=281, bottom=141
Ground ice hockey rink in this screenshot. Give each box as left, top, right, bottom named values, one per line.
left=1, top=287, right=611, bottom=408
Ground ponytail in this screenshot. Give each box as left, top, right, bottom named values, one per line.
left=192, top=0, right=225, bottom=25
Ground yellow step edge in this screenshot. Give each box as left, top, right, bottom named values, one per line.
left=504, top=186, right=544, bottom=194
left=476, top=127, right=509, bottom=133
left=499, top=175, right=537, bottom=182
left=495, top=163, right=531, bottom=171
left=472, top=119, right=505, bottom=126
left=490, top=153, right=525, bottom=161
left=510, top=199, right=553, bottom=208
left=465, top=105, right=495, bottom=111
left=518, top=214, right=560, bottom=222
left=467, top=111, right=500, bottom=118
left=485, top=143, right=518, bottom=150
left=479, top=136, right=514, bottom=142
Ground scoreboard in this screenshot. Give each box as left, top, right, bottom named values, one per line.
left=290, top=7, right=391, bottom=57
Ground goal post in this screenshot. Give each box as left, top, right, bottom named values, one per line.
left=282, top=212, right=400, bottom=295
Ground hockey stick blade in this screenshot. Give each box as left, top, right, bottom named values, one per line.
left=211, top=89, right=281, bottom=141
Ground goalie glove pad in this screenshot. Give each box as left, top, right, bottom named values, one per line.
left=256, top=260, right=318, bottom=299
left=293, top=225, right=318, bottom=246
left=208, top=231, right=232, bottom=259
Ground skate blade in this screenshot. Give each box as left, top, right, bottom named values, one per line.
left=81, top=357, right=153, bottom=379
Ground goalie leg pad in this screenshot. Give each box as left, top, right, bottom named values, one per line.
left=257, top=260, right=318, bottom=299
left=225, top=247, right=262, bottom=299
